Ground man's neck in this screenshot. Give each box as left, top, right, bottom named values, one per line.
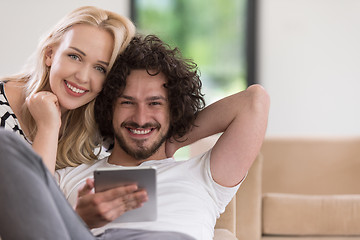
left=107, top=144, right=168, bottom=166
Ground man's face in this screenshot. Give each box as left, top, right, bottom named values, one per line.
left=112, top=69, right=170, bottom=160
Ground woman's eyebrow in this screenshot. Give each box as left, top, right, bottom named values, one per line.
left=98, top=60, right=109, bottom=66
left=70, top=47, right=86, bottom=56
left=70, top=46, right=109, bottom=66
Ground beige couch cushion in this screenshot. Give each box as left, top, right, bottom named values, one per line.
left=213, top=229, right=238, bottom=240
left=262, top=238, right=360, bottom=240
left=262, top=193, right=360, bottom=236
left=261, top=138, right=360, bottom=195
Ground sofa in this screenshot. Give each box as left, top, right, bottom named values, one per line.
left=260, top=137, right=360, bottom=240
left=2, top=137, right=357, bottom=240
left=191, top=136, right=360, bottom=240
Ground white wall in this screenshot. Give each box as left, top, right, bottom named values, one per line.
left=258, top=0, right=360, bottom=137
left=0, top=0, right=130, bottom=77
left=3, top=0, right=360, bottom=137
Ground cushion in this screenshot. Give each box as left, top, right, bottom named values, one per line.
left=262, top=238, right=360, bottom=240
left=262, top=193, right=360, bottom=236
left=213, top=229, right=238, bottom=240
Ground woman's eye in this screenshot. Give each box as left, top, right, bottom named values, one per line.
left=95, top=65, right=106, bottom=74
left=68, top=54, right=80, bottom=61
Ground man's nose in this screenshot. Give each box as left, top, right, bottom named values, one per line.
left=132, top=105, right=150, bottom=126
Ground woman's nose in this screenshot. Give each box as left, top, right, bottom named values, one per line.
left=75, top=65, right=91, bottom=84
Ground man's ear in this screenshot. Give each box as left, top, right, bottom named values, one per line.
left=45, top=46, right=54, bottom=67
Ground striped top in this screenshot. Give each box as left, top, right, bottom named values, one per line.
left=0, top=81, right=30, bottom=143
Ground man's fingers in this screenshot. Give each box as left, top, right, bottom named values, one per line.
left=78, top=178, right=94, bottom=197
left=95, top=189, right=148, bottom=222
left=76, top=184, right=148, bottom=228
left=116, top=189, right=148, bottom=210
left=96, top=184, right=139, bottom=202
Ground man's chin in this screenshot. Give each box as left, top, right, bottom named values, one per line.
left=115, top=132, right=167, bottom=160
left=125, top=147, right=155, bottom=160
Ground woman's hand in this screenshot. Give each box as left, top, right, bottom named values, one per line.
left=26, top=91, right=62, bottom=131
left=76, top=178, right=148, bottom=229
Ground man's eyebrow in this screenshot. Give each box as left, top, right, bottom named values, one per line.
left=120, top=95, right=167, bottom=101
left=120, top=95, right=135, bottom=100
left=70, top=46, right=109, bottom=66
left=146, top=96, right=167, bottom=101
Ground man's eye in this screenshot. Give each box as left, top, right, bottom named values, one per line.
left=121, top=101, right=133, bottom=105
left=150, top=102, right=161, bottom=106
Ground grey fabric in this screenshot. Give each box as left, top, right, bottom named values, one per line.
left=0, top=129, right=95, bottom=240
left=0, top=129, right=196, bottom=240
left=97, top=228, right=196, bottom=240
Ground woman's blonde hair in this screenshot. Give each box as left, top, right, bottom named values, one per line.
left=3, top=6, right=135, bottom=169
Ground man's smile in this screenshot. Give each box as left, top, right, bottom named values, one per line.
left=128, top=127, right=153, bottom=135
left=122, top=122, right=161, bottom=140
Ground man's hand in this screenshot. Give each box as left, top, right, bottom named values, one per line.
left=75, top=178, right=148, bottom=229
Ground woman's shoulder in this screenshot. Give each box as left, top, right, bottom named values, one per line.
left=2, top=80, right=26, bottom=93
left=1, top=80, right=26, bottom=111
left=1, top=81, right=25, bottom=103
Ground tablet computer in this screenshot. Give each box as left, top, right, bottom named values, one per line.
left=94, top=166, right=157, bottom=223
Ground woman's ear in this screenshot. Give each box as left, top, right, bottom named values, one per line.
left=45, top=46, right=54, bottom=67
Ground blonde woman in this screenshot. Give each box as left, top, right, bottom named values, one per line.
left=0, top=6, right=135, bottom=173
left=0, top=6, right=166, bottom=240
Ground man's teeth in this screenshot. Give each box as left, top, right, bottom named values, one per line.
left=66, top=82, right=85, bottom=94
left=131, top=129, right=151, bottom=135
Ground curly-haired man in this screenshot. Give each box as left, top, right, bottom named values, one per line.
left=56, top=35, right=270, bottom=240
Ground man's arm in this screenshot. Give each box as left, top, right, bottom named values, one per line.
left=209, top=84, right=269, bottom=187
left=169, top=84, right=269, bottom=187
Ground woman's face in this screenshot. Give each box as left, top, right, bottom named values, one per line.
left=45, top=24, right=114, bottom=112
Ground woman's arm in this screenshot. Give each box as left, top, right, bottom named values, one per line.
left=26, top=91, right=62, bottom=174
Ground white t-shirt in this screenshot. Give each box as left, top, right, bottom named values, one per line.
left=55, top=150, right=242, bottom=240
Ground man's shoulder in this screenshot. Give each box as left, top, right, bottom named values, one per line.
left=167, top=149, right=212, bottom=171
left=187, top=148, right=212, bottom=164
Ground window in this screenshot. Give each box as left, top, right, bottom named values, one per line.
left=132, top=0, right=252, bottom=103
left=131, top=0, right=255, bottom=158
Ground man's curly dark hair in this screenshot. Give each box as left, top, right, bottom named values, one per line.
left=95, top=34, right=205, bottom=142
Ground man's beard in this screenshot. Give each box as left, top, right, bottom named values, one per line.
left=114, top=122, right=168, bottom=160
